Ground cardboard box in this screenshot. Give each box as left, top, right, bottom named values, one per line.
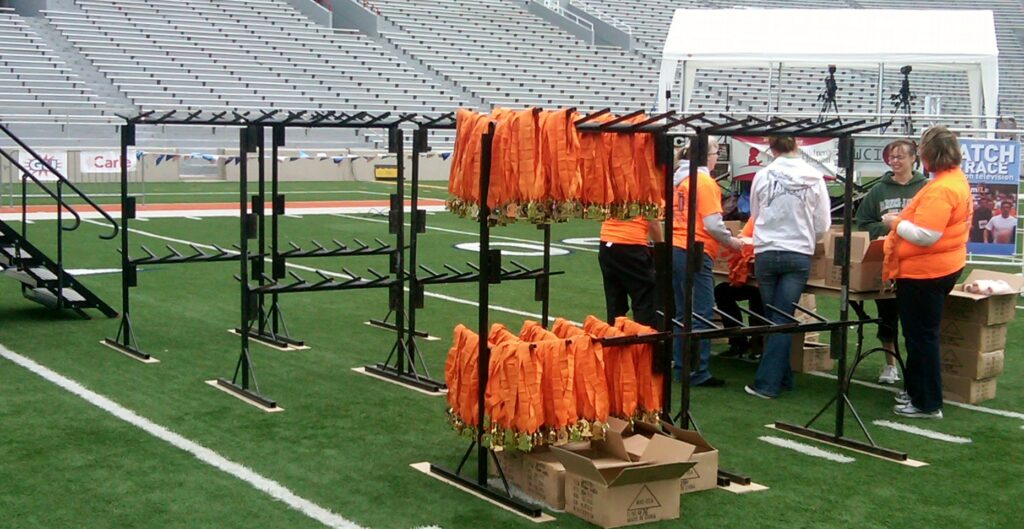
left=809, top=254, right=830, bottom=281
left=488, top=448, right=573, bottom=510
left=943, top=270, right=1024, bottom=326
left=627, top=421, right=720, bottom=494
left=939, top=320, right=1008, bottom=353
left=940, top=347, right=1004, bottom=380
left=552, top=427, right=695, bottom=528
left=790, top=338, right=833, bottom=373
left=942, top=373, right=998, bottom=404
left=517, top=450, right=568, bottom=510
left=824, top=232, right=885, bottom=292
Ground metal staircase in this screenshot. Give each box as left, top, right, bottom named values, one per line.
left=0, top=122, right=119, bottom=318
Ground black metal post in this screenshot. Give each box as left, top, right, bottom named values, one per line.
left=656, top=131, right=675, bottom=422
left=56, top=181, right=63, bottom=310
left=540, top=223, right=551, bottom=328
left=103, top=122, right=151, bottom=360
left=835, top=135, right=855, bottom=437
left=256, top=127, right=267, bottom=335
left=271, top=125, right=282, bottom=336
left=679, top=131, right=708, bottom=429
left=393, top=126, right=408, bottom=374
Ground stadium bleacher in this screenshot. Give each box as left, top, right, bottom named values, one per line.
left=0, top=7, right=108, bottom=123
left=44, top=0, right=467, bottom=114
left=0, top=0, right=1017, bottom=149
left=373, top=0, right=660, bottom=112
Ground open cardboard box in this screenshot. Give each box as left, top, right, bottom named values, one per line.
left=625, top=420, right=720, bottom=494
left=551, top=419, right=696, bottom=528
left=824, top=232, right=884, bottom=292
left=944, top=270, right=1024, bottom=326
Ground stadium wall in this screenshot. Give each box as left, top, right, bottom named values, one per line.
left=332, top=0, right=379, bottom=37
left=283, top=0, right=332, bottom=27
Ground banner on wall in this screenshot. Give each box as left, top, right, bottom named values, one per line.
left=17, top=151, right=67, bottom=182
left=80, top=150, right=136, bottom=174
left=960, top=138, right=1021, bottom=256
left=730, top=137, right=838, bottom=181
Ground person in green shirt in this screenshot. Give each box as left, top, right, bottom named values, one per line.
left=855, top=139, right=927, bottom=384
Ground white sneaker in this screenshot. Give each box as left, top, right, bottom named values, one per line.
left=744, top=385, right=775, bottom=400
left=894, top=391, right=911, bottom=405
left=893, top=403, right=942, bottom=419
left=878, top=365, right=901, bottom=384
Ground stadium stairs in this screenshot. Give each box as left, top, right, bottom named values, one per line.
left=0, top=125, right=118, bottom=319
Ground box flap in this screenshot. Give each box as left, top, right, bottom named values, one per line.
left=550, top=446, right=609, bottom=485
left=621, top=434, right=651, bottom=459
left=659, top=421, right=717, bottom=452
left=608, top=461, right=695, bottom=487
left=861, top=239, right=885, bottom=262
left=638, top=431, right=696, bottom=464
left=595, top=425, right=632, bottom=462
left=948, top=270, right=1024, bottom=300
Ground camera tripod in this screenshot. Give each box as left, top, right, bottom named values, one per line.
left=891, top=66, right=915, bottom=134
left=817, top=65, right=841, bottom=123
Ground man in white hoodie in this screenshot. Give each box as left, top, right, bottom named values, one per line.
left=743, top=136, right=832, bottom=399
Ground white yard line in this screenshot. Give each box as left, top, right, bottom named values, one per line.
left=872, top=420, right=973, bottom=444
left=0, top=343, right=366, bottom=529
left=334, top=213, right=598, bottom=254
left=757, top=436, right=855, bottom=463
left=808, top=371, right=1024, bottom=421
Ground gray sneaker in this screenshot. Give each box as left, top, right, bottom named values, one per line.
left=893, top=403, right=943, bottom=419
left=894, top=391, right=911, bottom=405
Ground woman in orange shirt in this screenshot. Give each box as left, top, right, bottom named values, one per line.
left=882, top=126, right=971, bottom=419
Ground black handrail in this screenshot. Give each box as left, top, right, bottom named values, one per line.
left=0, top=147, right=82, bottom=232
left=0, top=123, right=119, bottom=239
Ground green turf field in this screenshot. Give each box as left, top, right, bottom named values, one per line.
left=1, top=181, right=1022, bottom=529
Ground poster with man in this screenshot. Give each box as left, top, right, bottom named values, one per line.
left=960, top=138, right=1021, bottom=256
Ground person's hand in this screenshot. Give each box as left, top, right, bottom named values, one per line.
left=726, top=236, right=744, bottom=251
left=881, top=213, right=899, bottom=229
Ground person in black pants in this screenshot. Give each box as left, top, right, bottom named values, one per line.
left=881, top=126, right=971, bottom=419
left=713, top=282, right=764, bottom=359
left=598, top=217, right=663, bottom=327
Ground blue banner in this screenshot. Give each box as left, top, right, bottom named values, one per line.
left=960, top=138, right=1021, bottom=256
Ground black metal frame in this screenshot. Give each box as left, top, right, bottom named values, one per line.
left=0, top=123, right=118, bottom=319
left=427, top=117, right=569, bottom=518
left=105, top=109, right=416, bottom=408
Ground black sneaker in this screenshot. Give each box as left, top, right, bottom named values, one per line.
left=693, top=377, right=726, bottom=388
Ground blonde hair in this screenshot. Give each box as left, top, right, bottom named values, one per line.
left=919, top=126, right=961, bottom=172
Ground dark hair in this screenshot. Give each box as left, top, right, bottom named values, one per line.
left=919, top=126, right=962, bottom=172
left=768, top=136, right=797, bottom=154
left=1002, top=201, right=1013, bottom=208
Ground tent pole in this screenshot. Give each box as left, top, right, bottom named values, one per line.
left=876, top=64, right=885, bottom=125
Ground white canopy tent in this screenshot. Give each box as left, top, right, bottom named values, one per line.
left=657, top=9, right=1000, bottom=128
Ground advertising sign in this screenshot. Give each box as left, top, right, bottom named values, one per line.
left=961, top=138, right=1021, bottom=256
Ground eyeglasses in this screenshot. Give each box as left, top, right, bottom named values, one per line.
left=889, top=154, right=910, bottom=161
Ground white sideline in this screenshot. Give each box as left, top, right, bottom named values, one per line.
left=872, top=420, right=972, bottom=444
left=0, top=343, right=365, bottom=529
left=333, top=213, right=599, bottom=254
left=758, top=436, right=855, bottom=463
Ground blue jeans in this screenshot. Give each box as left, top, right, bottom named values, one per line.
left=672, top=248, right=715, bottom=384
left=752, top=251, right=811, bottom=397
